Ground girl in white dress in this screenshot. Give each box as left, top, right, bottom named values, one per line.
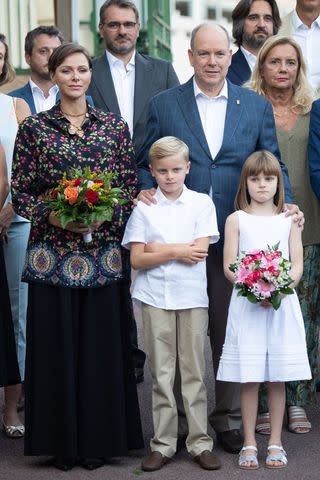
left=217, top=151, right=311, bottom=470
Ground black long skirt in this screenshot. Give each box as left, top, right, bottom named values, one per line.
left=24, top=281, right=144, bottom=458
left=0, top=243, right=20, bottom=387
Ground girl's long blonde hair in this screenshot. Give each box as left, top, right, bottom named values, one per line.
left=246, top=35, right=314, bottom=114
left=235, top=150, right=285, bottom=214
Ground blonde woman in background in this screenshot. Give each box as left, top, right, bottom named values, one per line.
left=247, top=35, right=319, bottom=435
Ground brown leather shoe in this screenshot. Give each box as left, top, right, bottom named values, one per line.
left=216, top=429, right=243, bottom=454
left=141, top=451, right=170, bottom=471
left=194, top=450, right=221, bottom=470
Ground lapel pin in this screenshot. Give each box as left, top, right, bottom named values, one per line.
left=236, top=99, right=240, bottom=105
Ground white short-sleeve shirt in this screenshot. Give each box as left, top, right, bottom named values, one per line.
left=122, top=186, right=219, bottom=309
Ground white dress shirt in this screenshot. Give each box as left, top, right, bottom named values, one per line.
left=193, top=78, right=228, bottom=162
left=29, top=79, right=59, bottom=113
left=240, top=46, right=257, bottom=72
left=122, top=186, right=219, bottom=310
left=106, top=50, right=135, bottom=137
left=291, top=9, right=320, bottom=90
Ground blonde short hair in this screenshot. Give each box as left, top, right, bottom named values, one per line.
left=235, top=150, right=285, bottom=214
left=149, top=136, right=189, bottom=164
left=246, top=35, right=314, bottom=114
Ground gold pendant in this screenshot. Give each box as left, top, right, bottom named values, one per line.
left=68, top=124, right=84, bottom=137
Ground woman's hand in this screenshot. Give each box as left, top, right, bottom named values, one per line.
left=48, top=212, right=104, bottom=234
left=283, top=203, right=304, bottom=228
left=0, top=204, right=14, bottom=233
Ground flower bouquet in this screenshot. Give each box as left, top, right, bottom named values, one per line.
left=229, top=243, right=294, bottom=310
left=45, top=166, right=127, bottom=242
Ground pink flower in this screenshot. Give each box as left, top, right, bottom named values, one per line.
left=254, top=279, right=276, bottom=298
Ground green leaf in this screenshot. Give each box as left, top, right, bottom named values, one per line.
left=247, top=292, right=258, bottom=304
left=271, top=293, right=281, bottom=310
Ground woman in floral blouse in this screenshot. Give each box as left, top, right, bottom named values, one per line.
left=11, top=43, right=143, bottom=470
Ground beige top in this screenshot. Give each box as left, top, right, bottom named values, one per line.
left=277, top=113, right=320, bottom=246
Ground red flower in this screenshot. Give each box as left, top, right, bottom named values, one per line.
left=93, top=179, right=103, bottom=183
left=74, top=178, right=81, bottom=186
left=252, top=270, right=261, bottom=281
left=84, top=189, right=99, bottom=205
left=243, top=256, right=253, bottom=266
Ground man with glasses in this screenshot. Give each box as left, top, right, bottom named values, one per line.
left=88, top=0, right=179, bottom=385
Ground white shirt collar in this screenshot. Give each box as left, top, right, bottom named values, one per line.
left=155, top=184, right=189, bottom=205
left=293, top=9, right=320, bottom=29
left=240, top=46, right=257, bottom=71
left=106, top=49, right=136, bottom=68
left=29, top=79, right=59, bottom=96
left=193, top=77, right=228, bottom=100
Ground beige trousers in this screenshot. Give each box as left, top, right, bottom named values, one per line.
left=142, top=303, right=213, bottom=458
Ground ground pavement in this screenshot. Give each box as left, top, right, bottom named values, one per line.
left=0, top=303, right=319, bottom=480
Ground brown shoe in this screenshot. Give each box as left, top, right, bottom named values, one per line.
left=141, top=451, right=170, bottom=472
left=194, top=450, right=221, bottom=470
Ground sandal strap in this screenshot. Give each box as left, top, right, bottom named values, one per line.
left=268, top=444, right=286, bottom=453
left=241, top=445, right=258, bottom=453
left=266, top=445, right=287, bottom=465
left=257, top=412, right=270, bottom=420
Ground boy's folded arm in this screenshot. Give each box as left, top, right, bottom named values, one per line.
left=131, top=239, right=209, bottom=270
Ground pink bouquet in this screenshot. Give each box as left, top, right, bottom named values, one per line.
left=229, top=243, right=294, bottom=310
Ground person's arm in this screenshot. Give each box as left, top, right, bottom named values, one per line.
left=131, top=237, right=209, bottom=270
left=258, top=100, right=292, bottom=203
left=223, top=213, right=239, bottom=284
left=308, top=100, right=320, bottom=199
left=0, top=144, right=9, bottom=210
left=15, top=98, right=31, bottom=124
left=288, top=220, right=303, bottom=288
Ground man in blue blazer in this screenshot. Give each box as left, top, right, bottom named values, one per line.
left=9, top=26, right=64, bottom=114
left=137, top=23, right=292, bottom=456
left=227, top=0, right=281, bottom=86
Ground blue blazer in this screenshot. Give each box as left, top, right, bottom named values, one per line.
left=137, top=77, right=292, bottom=246
left=8, top=82, right=94, bottom=114
left=227, top=49, right=252, bottom=87
left=308, top=99, right=320, bottom=199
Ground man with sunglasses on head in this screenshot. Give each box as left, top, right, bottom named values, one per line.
left=88, top=0, right=179, bottom=385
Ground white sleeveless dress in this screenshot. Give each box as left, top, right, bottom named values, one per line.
left=217, top=211, right=311, bottom=383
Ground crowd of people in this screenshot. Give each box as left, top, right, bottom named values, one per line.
left=0, top=0, right=319, bottom=473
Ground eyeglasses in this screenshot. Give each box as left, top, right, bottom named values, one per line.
left=103, top=21, right=137, bottom=31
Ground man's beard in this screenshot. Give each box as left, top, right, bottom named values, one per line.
left=105, top=36, right=135, bottom=56
left=243, top=30, right=271, bottom=50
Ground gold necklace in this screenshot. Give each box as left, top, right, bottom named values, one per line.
left=60, top=108, right=88, bottom=117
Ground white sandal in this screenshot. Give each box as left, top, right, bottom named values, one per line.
left=238, top=445, right=259, bottom=470
left=266, top=445, right=287, bottom=469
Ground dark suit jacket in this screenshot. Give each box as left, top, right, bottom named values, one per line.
left=308, top=99, right=320, bottom=199
left=137, top=78, right=292, bottom=246
left=87, top=51, right=179, bottom=158
left=227, top=49, right=252, bottom=87
left=8, top=83, right=38, bottom=114
left=8, top=82, right=93, bottom=114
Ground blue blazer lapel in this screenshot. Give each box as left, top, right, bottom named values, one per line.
left=133, top=53, right=153, bottom=132
left=221, top=81, right=244, bottom=146
left=177, top=78, right=212, bottom=161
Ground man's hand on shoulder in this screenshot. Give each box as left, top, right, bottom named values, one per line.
left=134, top=188, right=157, bottom=206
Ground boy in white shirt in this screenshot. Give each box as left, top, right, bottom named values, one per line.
left=122, top=136, right=220, bottom=471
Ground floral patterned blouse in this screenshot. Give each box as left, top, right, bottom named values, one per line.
left=11, top=104, right=137, bottom=288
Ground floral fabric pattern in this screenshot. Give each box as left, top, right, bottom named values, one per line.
left=11, top=104, right=137, bottom=288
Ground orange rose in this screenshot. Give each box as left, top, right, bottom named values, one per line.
left=64, top=186, right=79, bottom=205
